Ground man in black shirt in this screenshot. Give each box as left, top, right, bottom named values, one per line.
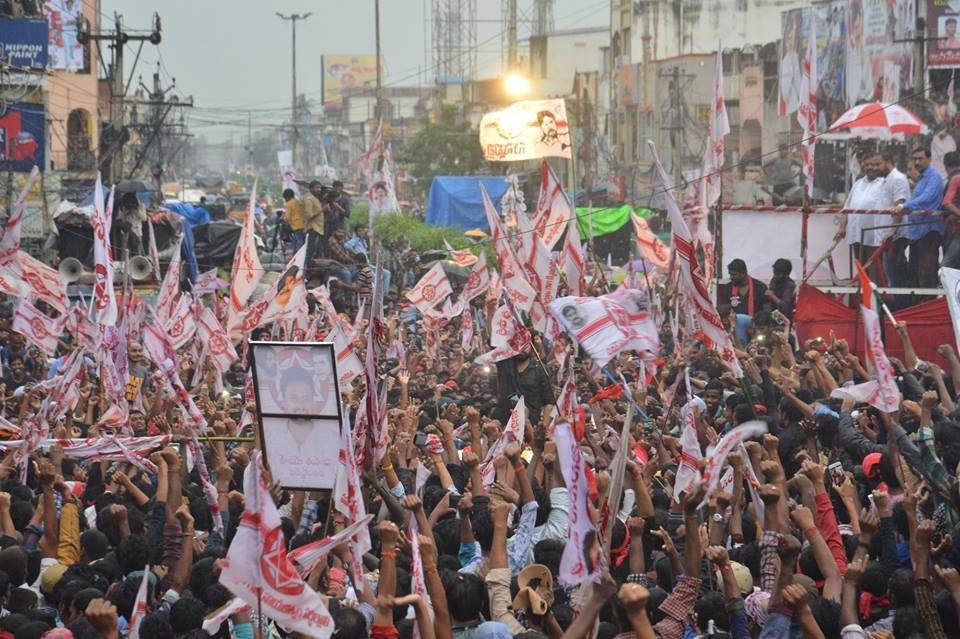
left=494, top=340, right=554, bottom=426
left=717, top=259, right=769, bottom=318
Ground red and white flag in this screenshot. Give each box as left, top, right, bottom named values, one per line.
left=631, top=213, right=670, bottom=268
left=702, top=45, right=730, bottom=207
left=17, top=252, right=68, bottom=314
left=227, top=184, right=264, bottom=336
left=673, top=396, right=704, bottom=500
left=460, top=252, right=490, bottom=304
left=649, top=141, right=742, bottom=377
left=163, top=293, right=196, bottom=350
left=13, top=299, right=65, bottom=356
left=127, top=565, right=151, bottom=639
left=220, top=451, right=334, bottom=637
left=327, top=322, right=363, bottom=386
left=156, top=239, right=182, bottom=323
left=549, top=286, right=658, bottom=367
left=461, top=305, right=476, bottom=353
left=260, top=245, right=308, bottom=326
left=444, top=239, right=478, bottom=268
left=532, top=160, right=574, bottom=250
left=91, top=174, right=117, bottom=326
left=0, top=167, right=39, bottom=265
left=333, top=410, right=372, bottom=592
left=798, top=20, right=817, bottom=198
left=941, top=267, right=960, bottom=356
left=556, top=421, right=604, bottom=586
left=830, top=305, right=901, bottom=412
left=195, top=307, right=238, bottom=374
left=405, top=262, right=453, bottom=314
left=700, top=420, right=767, bottom=504
left=481, top=396, right=525, bottom=486
left=481, top=185, right=537, bottom=312
left=563, top=214, right=585, bottom=296
left=193, top=269, right=229, bottom=296
left=288, top=515, right=373, bottom=578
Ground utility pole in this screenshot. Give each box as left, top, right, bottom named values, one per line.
left=507, top=0, right=518, bottom=70
left=79, top=12, right=161, bottom=183
left=375, top=0, right=382, bottom=122
left=277, top=12, right=312, bottom=172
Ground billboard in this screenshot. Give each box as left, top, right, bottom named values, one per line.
left=0, top=103, right=45, bottom=172
left=0, top=17, right=47, bottom=69
left=44, top=0, right=85, bottom=71
left=479, top=99, right=572, bottom=162
left=321, top=54, right=383, bottom=109
left=929, top=0, right=960, bottom=67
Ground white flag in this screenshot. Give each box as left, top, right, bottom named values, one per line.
left=220, top=451, right=334, bottom=637
left=405, top=262, right=453, bottom=313
left=227, top=183, right=264, bottom=336
left=532, top=160, right=574, bottom=249
left=556, top=422, right=603, bottom=586
left=91, top=175, right=117, bottom=326
left=702, top=45, right=729, bottom=207
left=942, top=267, right=960, bottom=357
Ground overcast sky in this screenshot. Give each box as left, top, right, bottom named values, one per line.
left=100, top=0, right=608, bottom=139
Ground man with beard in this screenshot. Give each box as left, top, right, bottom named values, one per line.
left=494, top=339, right=554, bottom=426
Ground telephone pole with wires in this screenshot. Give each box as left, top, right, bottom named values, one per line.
left=78, top=12, right=162, bottom=183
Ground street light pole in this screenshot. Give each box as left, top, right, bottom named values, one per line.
left=277, top=12, right=312, bottom=171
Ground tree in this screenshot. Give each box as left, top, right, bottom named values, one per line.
left=397, top=104, right=484, bottom=201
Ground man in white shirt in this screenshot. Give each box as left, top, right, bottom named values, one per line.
left=836, top=152, right=892, bottom=278
left=883, top=152, right=912, bottom=291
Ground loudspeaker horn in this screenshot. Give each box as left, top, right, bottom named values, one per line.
left=128, top=255, right=153, bottom=281
left=58, top=257, right=85, bottom=283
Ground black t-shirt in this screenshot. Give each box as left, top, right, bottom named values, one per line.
left=718, top=277, right=767, bottom=316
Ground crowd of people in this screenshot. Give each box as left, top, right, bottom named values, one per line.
left=0, top=165, right=958, bottom=639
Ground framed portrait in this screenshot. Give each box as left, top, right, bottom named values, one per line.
left=250, top=342, right=343, bottom=490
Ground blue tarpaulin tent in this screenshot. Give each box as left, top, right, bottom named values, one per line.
left=426, top=176, right=508, bottom=231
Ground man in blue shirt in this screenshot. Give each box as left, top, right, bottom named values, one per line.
left=895, top=146, right=945, bottom=288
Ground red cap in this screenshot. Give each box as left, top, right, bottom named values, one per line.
left=862, top=452, right=883, bottom=479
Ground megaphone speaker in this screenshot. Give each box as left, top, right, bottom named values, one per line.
left=58, top=257, right=84, bottom=283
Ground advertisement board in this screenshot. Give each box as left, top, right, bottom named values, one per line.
left=0, top=17, right=47, bottom=69
left=0, top=103, right=45, bottom=172
left=929, top=0, right=960, bottom=68
left=321, top=54, right=383, bottom=109
left=44, top=0, right=84, bottom=71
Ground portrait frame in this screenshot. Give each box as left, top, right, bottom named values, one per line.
left=249, top=341, right=343, bottom=490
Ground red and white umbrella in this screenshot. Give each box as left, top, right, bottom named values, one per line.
left=828, top=102, right=928, bottom=139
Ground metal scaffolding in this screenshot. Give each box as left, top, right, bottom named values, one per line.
left=431, top=0, right=478, bottom=84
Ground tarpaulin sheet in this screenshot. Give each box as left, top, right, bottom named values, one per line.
left=426, top=177, right=509, bottom=231
left=192, top=222, right=242, bottom=271
left=575, top=205, right=649, bottom=238
left=794, top=284, right=952, bottom=366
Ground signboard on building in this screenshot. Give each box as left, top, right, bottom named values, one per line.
left=0, top=17, right=47, bottom=69
left=479, top=99, right=572, bottom=162
left=44, top=0, right=85, bottom=71
left=929, top=0, right=960, bottom=67
left=321, top=54, right=384, bottom=109
left=0, top=103, right=45, bottom=172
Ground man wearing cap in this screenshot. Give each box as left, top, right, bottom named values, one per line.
left=302, top=181, right=327, bottom=279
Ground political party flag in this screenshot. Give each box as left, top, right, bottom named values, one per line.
left=220, top=451, right=334, bottom=637
left=260, top=245, right=308, bottom=326
left=631, top=213, right=670, bottom=268
left=481, top=184, right=537, bottom=311
left=460, top=252, right=490, bottom=304
left=549, top=286, right=658, bottom=368
left=0, top=167, right=38, bottom=265
left=563, top=214, right=585, bottom=296
left=127, top=565, right=151, bottom=639
left=700, top=420, right=767, bottom=504
left=195, top=307, right=238, bottom=374
left=480, top=99, right=572, bottom=161
left=405, top=262, right=453, bottom=314
left=91, top=174, right=117, bottom=325
left=798, top=19, right=817, bottom=199
left=648, top=140, right=742, bottom=377
left=16, top=252, right=68, bottom=314
left=829, top=305, right=901, bottom=413
left=333, top=408, right=372, bottom=592
left=155, top=238, right=182, bottom=323
left=193, top=268, right=229, bottom=296
left=480, top=396, right=525, bottom=486
left=673, top=396, right=704, bottom=500
left=147, top=218, right=161, bottom=280
left=702, top=45, right=730, bottom=207
left=556, top=421, right=604, bottom=586
left=227, top=183, right=264, bottom=335
left=533, top=160, right=574, bottom=249
left=288, top=515, right=374, bottom=578
left=13, top=299, right=65, bottom=356
left=328, top=322, right=363, bottom=386
left=444, top=238, right=479, bottom=268
left=941, top=267, right=960, bottom=357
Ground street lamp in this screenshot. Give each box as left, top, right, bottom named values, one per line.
left=504, top=73, right=531, bottom=98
